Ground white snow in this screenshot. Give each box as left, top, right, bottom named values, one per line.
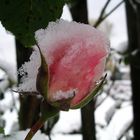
left=51, top=134, right=82, bottom=140
left=110, top=80, right=132, bottom=100
left=0, top=90, right=19, bottom=134
left=0, top=91, right=18, bottom=112
left=18, top=48, right=41, bottom=92
left=52, top=110, right=81, bottom=134
left=0, top=77, right=9, bottom=93
left=0, top=59, right=17, bottom=84
left=61, top=5, right=72, bottom=21
left=0, top=131, right=82, bottom=140
left=35, top=19, right=109, bottom=65
left=95, top=96, right=116, bottom=126
left=52, top=89, right=77, bottom=101
left=2, top=109, right=18, bottom=134
left=0, top=130, right=48, bottom=140
left=98, top=105, right=133, bottom=140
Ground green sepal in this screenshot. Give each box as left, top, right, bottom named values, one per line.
left=71, top=74, right=107, bottom=109
left=36, top=44, right=49, bottom=100
left=40, top=100, right=59, bottom=121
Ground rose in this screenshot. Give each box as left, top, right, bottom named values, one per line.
left=19, top=19, right=109, bottom=111
left=20, top=19, right=109, bottom=140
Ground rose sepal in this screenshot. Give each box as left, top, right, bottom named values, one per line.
left=36, top=43, right=49, bottom=100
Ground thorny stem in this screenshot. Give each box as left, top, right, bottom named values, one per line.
left=94, top=0, right=124, bottom=27
left=24, top=117, right=46, bottom=140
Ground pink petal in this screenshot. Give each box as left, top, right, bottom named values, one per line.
left=35, top=19, right=109, bottom=108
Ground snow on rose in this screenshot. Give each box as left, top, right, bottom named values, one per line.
left=18, top=19, right=109, bottom=111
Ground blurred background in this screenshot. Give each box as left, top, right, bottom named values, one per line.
left=0, top=0, right=140, bottom=140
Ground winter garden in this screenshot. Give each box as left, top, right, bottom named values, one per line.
left=0, top=0, right=139, bottom=140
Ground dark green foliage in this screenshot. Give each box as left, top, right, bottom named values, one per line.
left=0, top=0, right=65, bottom=47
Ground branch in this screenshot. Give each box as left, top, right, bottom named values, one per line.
left=94, top=0, right=124, bottom=27
left=94, top=0, right=111, bottom=27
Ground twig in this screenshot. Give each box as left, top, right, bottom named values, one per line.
left=94, top=0, right=124, bottom=27
left=94, top=0, right=111, bottom=27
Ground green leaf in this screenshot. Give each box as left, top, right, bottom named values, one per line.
left=0, top=0, right=65, bottom=47
left=71, top=74, right=107, bottom=109
left=0, top=127, right=4, bottom=134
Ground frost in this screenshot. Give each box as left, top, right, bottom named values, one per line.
left=52, top=89, right=77, bottom=101
left=18, top=48, right=41, bottom=92
left=35, top=19, right=109, bottom=66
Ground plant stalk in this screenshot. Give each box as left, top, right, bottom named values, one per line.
left=24, top=118, right=46, bottom=140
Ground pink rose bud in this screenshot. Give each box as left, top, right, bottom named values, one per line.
left=18, top=19, right=109, bottom=111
